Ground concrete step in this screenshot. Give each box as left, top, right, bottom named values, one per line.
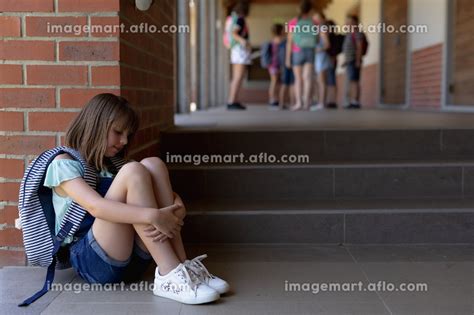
left=168, top=162, right=474, bottom=201
left=181, top=199, right=474, bottom=244
left=161, top=129, right=474, bottom=164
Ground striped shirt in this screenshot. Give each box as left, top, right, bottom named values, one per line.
left=343, top=32, right=364, bottom=62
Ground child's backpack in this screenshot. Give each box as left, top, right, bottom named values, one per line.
left=223, top=11, right=239, bottom=49
left=17, top=146, right=125, bottom=307
left=327, top=33, right=345, bottom=56
left=292, top=18, right=316, bottom=48
left=351, top=32, right=369, bottom=56
left=260, top=41, right=272, bottom=68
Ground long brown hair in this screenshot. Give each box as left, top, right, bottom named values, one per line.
left=65, top=93, right=139, bottom=171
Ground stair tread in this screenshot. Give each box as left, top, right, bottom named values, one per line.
left=185, top=198, right=474, bottom=213
left=167, top=160, right=474, bottom=169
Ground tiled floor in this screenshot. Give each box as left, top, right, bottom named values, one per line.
left=1, top=244, right=473, bottom=315
left=174, top=105, right=474, bottom=131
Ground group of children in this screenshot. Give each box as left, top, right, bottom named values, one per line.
left=227, top=0, right=367, bottom=111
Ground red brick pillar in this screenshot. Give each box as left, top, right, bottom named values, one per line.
left=410, top=44, right=443, bottom=109
left=0, top=0, right=176, bottom=265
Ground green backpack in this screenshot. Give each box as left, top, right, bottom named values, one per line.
left=292, top=18, right=316, bottom=48
left=223, top=12, right=239, bottom=49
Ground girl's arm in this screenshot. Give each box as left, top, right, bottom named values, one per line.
left=59, top=177, right=183, bottom=238
left=232, top=29, right=247, bottom=47
left=172, top=192, right=186, bottom=220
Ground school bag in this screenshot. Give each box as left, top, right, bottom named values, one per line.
left=327, top=32, right=345, bottom=56
left=260, top=41, right=272, bottom=68
left=223, top=11, right=239, bottom=49
left=351, top=32, right=369, bottom=56
left=292, top=18, right=316, bottom=48
left=17, top=146, right=125, bottom=306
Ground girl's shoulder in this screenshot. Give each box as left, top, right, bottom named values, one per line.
left=54, top=153, right=73, bottom=161
left=44, top=156, right=84, bottom=189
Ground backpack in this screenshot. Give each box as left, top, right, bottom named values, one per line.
left=17, top=146, right=125, bottom=306
left=327, top=33, right=345, bottom=56
left=223, top=12, right=239, bottom=49
left=351, top=32, right=369, bottom=56
left=260, top=41, right=272, bottom=68
left=292, top=18, right=316, bottom=48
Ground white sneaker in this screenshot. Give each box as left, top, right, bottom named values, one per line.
left=153, top=263, right=220, bottom=304
left=185, top=254, right=230, bottom=294
left=310, top=104, right=324, bottom=111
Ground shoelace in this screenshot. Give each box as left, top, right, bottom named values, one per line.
left=178, top=265, right=200, bottom=296
left=188, top=254, right=214, bottom=283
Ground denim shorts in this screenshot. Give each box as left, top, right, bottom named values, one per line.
left=346, top=60, right=361, bottom=81
left=281, top=67, right=294, bottom=85
left=291, top=48, right=315, bottom=66
left=69, top=228, right=153, bottom=284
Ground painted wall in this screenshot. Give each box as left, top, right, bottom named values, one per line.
left=324, top=0, right=360, bottom=26
left=359, top=0, right=381, bottom=66
left=409, top=0, right=447, bottom=51
left=246, top=4, right=299, bottom=46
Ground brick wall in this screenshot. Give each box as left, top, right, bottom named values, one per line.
left=0, top=0, right=176, bottom=264
left=410, top=43, right=443, bottom=109
left=360, top=63, right=377, bottom=108
left=119, top=0, right=176, bottom=160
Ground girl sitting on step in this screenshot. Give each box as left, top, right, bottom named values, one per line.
left=44, top=93, right=229, bottom=304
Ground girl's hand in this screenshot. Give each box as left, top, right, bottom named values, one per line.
left=144, top=226, right=168, bottom=242
left=173, top=193, right=187, bottom=221
left=146, top=204, right=183, bottom=239
left=144, top=197, right=187, bottom=242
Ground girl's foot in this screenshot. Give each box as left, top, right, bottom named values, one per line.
left=290, top=104, right=302, bottom=111
left=153, top=263, right=220, bottom=304
left=185, top=254, right=230, bottom=294
left=310, top=103, right=324, bottom=111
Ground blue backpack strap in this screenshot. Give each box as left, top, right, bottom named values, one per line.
left=18, top=221, right=73, bottom=307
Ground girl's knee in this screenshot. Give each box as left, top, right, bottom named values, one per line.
left=140, top=157, right=168, bottom=174
left=120, top=161, right=151, bottom=180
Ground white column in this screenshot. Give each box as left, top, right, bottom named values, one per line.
left=208, top=0, right=218, bottom=108
left=177, top=0, right=191, bottom=113
left=197, top=0, right=210, bottom=109
left=216, top=0, right=229, bottom=106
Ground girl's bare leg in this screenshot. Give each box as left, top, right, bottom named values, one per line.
left=269, top=73, right=279, bottom=104
left=228, top=64, right=246, bottom=104
left=317, top=70, right=327, bottom=106
left=291, top=65, right=303, bottom=110
left=279, top=85, right=287, bottom=109
left=302, top=63, right=314, bottom=109
left=140, top=157, right=187, bottom=262
left=92, top=162, right=180, bottom=275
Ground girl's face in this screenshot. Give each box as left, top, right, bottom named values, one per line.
left=105, top=122, right=129, bottom=157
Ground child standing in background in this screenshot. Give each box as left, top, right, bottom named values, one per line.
left=267, top=24, right=285, bottom=109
